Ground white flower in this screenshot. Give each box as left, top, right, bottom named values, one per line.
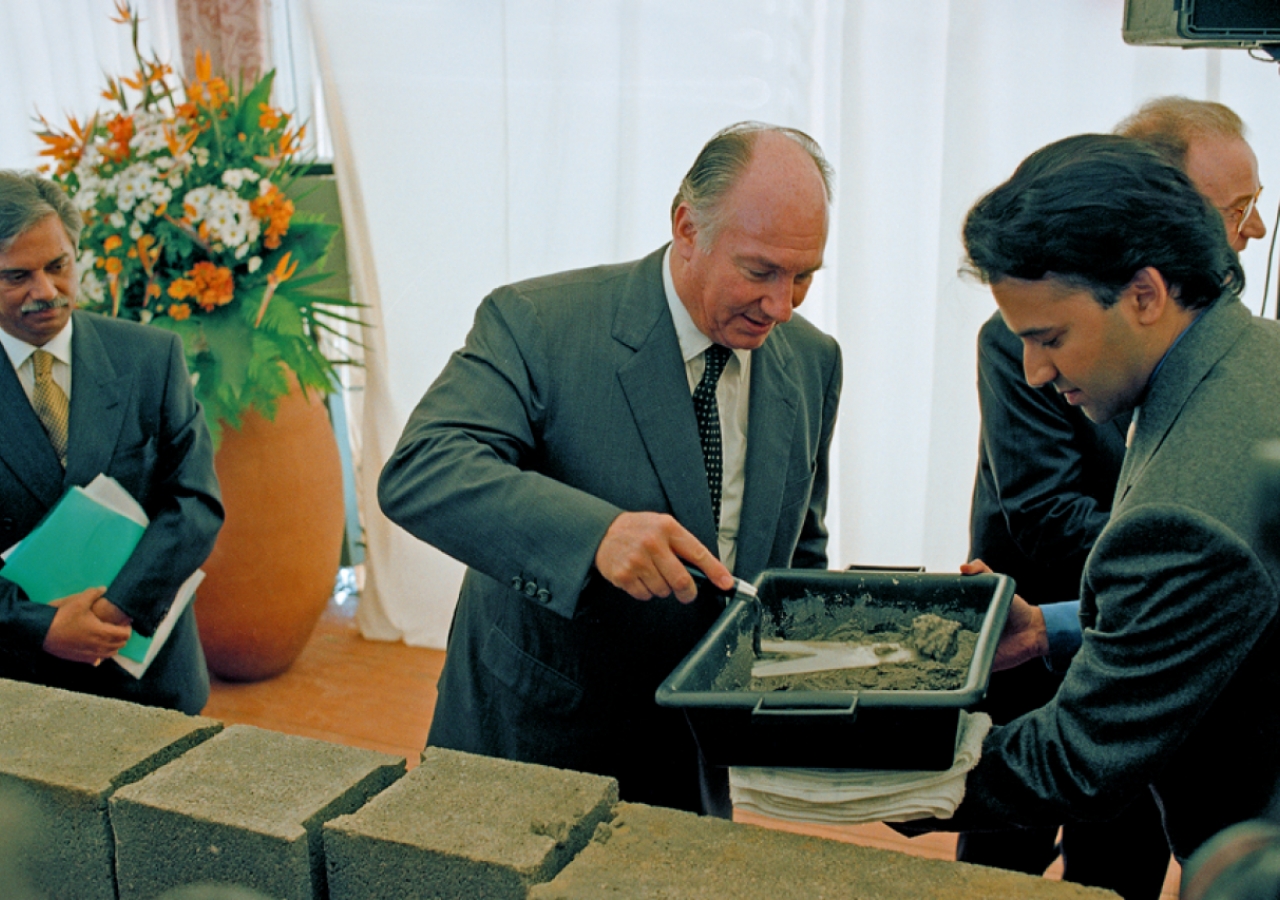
left=247, top=256, right=262, bottom=273
left=138, top=309, right=153, bottom=324
left=182, top=184, right=259, bottom=248
left=129, top=221, right=143, bottom=240
left=80, top=270, right=105, bottom=303
left=192, top=147, right=210, bottom=167
left=109, top=211, right=126, bottom=228
left=114, top=161, right=160, bottom=212
left=222, top=168, right=260, bottom=190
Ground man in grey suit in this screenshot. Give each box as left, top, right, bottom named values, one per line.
left=913, top=134, right=1280, bottom=862
left=379, top=122, right=841, bottom=815
left=960, top=97, right=1266, bottom=898
left=0, top=171, right=223, bottom=714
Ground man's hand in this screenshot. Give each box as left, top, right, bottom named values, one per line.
left=961, top=558, right=1049, bottom=671
left=43, top=587, right=132, bottom=665
left=595, top=512, right=733, bottom=603
left=90, top=595, right=131, bottom=627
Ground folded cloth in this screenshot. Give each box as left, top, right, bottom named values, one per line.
left=729, top=711, right=992, bottom=825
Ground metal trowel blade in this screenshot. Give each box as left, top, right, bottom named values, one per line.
left=751, top=639, right=918, bottom=678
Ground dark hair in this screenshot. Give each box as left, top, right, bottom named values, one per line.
left=0, top=170, right=81, bottom=251
left=963, top=133, right=1243, bottom=310
left=671, top=121, right=833, bottom=246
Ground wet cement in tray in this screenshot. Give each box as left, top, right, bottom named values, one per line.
left=745, top=611, right=979, bottom=692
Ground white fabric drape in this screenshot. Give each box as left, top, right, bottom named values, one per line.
left=7, top=1, right=1279, bottom=649
left=303, top=0, right=1280, bottom=647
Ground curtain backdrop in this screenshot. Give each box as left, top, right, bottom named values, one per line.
left=5, top=1, right=1278, bottom=649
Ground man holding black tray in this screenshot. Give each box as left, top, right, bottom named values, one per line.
left=0, top=171, right=223, bottom=714
left=907, top=133, right=1280, bottom=863
left=961, top=98, right=1266, bottom=898
left=379, top=122, right=842, bottom=816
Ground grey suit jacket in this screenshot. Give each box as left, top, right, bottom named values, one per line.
left=946, top=298, right=1280, bottom=860
left=0, top=311, right=223, bottom=713
left=379, top=247, right=842, bottom=811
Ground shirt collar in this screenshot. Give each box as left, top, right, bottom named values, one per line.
left=662, top=243, right=747, bottom=367
left=0, top=315, right=74, bottom=370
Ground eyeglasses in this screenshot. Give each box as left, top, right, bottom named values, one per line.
left=1219, top=185, right=1264, bottom=237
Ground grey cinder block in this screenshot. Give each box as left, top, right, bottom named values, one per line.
left=530, top=802, right=1121, bottom=900
left=0, top=678, right=222, bottom=900
left=110, top=724, right=404, bottom=900
left=324, top=747, right=618, bottom=900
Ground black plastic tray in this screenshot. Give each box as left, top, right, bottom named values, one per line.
left=655, top=569, right=1014, bottom=770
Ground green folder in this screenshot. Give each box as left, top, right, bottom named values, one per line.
left=2, top=484, right=148, bottom=661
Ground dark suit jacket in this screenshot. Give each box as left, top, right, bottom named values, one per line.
left=0, top=311, right=223, bottom=713
left=945, top=298, right=1280, bottom=861
left=379, top=247, right=842, bottom=812
left=969, top=311, right=1130, bottom=721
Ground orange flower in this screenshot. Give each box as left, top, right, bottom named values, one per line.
left=103, top=234, right=123, bottom=253
left=35, top=114, right=93, bottom=175
left=103, top=113, right=135, bottom=163
left=168, top=261, right=234, bottom=312
left=146, top=282, right=162, bottom=300
left=185, top=51, right=231, bottom=110
left=250, top=186, right=294, bottom=250
left=110, top=0, right=132, bottom=24
left=258, top=104, right=287, bottom=131
left=253, top=252, right=299, bottom=327
left=104, top=257, right=123, bottom=275
left=167, top=303, right=192, bottom=321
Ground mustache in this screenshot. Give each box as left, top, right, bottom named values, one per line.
left=20, top=296, right=71, bottom=314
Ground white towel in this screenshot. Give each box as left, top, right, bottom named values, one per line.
left=729, top=711, right=992, bottom=824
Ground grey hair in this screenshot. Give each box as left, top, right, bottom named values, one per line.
left=671, top=121, right=834, bottom=248
left=1114, top=96, right=1246, bottom=171
left=0, top=171, right=82, bottom=252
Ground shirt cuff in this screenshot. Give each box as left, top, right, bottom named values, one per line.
left=1040, top=600, right=1082, bottom=673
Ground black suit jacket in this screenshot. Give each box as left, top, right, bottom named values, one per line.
left=379, top=247, right=842, bottom=812
left=0, top=311, right=223, bottom=713
left=968, top=311, right=1130, bottom=721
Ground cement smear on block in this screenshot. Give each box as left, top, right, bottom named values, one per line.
left=530, top=803, right=1120, bottom=900
left=325, top=747, right=617, bottom=900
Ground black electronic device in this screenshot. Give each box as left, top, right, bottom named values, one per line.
left=1123, top=0, right=1280, bottom=51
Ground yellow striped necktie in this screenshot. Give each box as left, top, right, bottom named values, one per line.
left=31, top=349, right=69, bottom=466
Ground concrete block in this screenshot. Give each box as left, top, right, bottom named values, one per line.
left=325, top=747, right=618, bottom=900
left=0, top=678, right=222, bottom=900
left=529, top=802, right=1120, bottom=900
left=110, top=724, right=404, bottom=900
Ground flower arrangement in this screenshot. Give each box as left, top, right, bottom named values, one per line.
left=35, top=1, right=359, bottom=443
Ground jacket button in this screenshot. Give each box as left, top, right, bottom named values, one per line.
left=536, top=589, right=551, bottom=604
left=511, top=576, right=523, bottom=591
left=523, top=581, right=538, bottom=597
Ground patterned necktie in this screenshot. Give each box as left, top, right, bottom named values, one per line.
left=31, top=349, right=69, bottom=466
left=693, top=343, right=733, bottom=528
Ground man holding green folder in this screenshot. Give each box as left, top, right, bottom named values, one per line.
left=0, top=171, right=223, bottom=714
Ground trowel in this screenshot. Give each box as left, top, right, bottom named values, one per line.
left=751, top=639, right=918, bottom=678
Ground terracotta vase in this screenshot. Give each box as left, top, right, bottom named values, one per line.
left=195, top=384, right=345, bottom=681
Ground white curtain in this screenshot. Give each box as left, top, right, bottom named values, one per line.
left=8, top=1, right=1279, bottom=648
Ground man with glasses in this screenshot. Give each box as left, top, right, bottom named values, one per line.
left=959, top=98, right=1266, bottom=899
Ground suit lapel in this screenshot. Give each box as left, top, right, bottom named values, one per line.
left=0, top=343, right=64, bottom=507
left=65, top=312, right=131, bottom=485
left=1116, top=299, right=1251, bottom=505
left=614, top=250, right=719, bottom=553
left=735, top=326, right=799, bottom=578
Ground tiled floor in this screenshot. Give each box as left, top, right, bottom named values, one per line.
left=202, top=606, right=1181, bottom=898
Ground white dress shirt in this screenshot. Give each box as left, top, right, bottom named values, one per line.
left=663, top=245, right=750, bottom=571
left=0, top=318, right=74, bottom=404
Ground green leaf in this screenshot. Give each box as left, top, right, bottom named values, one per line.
left=199, top=313, right=256, bottom=397
left=234, top=70, right=277, bottom=136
